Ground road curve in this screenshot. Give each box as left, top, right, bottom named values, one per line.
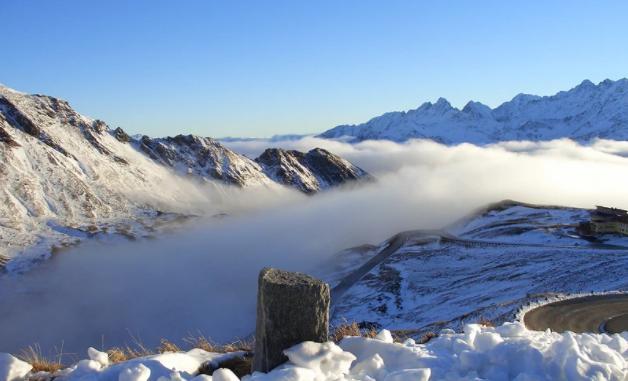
left=524, top=294, right=628, bottom=334
left=330, top=230, right=440, bottom=308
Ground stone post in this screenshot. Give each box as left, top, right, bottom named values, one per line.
left=252, top=267, right=330, bottom=373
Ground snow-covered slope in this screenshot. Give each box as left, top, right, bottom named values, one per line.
left=319, top=78, right=628, bottom=143
left=0, top=85, right=368, bottom=270
left=326, top=201, right=628, bottom=336
left=136, top=134, right=272, bottom=187
left=255, top=148, right=370, bottom=193
left=0, top=85, right=212, bottom=270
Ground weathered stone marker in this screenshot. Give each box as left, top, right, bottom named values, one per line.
left=252, top=267, right=330, bottom=373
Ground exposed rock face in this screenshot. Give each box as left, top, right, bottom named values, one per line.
left=113, top=127, right=130, bottom=143
left=255, top=148, right=370, bottom=193
left=253, top=268, right=330, bottom=373
left=0, top=122, right=20, bottom=147
left=138, top=134, right=271, bottom=187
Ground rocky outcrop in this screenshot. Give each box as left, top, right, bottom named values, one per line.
left=0, top=120, right=20, bottom=148
left=0, top=94, right=75, bottom=158
left=138, top=134, right=271, bottom=187
left=255, top=148, right=370, bottom=193
left=0, top=96, right=41, bottom=137
left=113, top=127, right=130, bottom=143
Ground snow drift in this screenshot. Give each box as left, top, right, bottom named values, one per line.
left=6, top=323, right=627, bottom=381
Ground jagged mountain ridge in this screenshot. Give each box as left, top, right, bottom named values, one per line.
left=135, top=134, right=272, bottom=187
left=0, top=84, right=369, bottom=191
left=256, top=148, right=371, bottom=193
left=319, top=78, right=628, bottom=143
left=0, top=84, right=369, bottom=269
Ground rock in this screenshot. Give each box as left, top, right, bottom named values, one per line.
left=253, top=268, right=330, bottom=373
left=0, top=96, right=41, bottom=137
left=0, top=124, right=20, bottom=147
left=255, top=147, right=370, bottom=193
left=114, top=127, right=131, bottom=143
left=0, top=353, right=32, bottom=381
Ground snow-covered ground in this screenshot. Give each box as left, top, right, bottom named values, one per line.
left=2, top=322, right=626, bottom=381
left=328, top=202, right=628, bottom=333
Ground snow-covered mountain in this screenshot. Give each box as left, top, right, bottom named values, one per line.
left=256, top=148, right=371, bottom=193
left=319, top=78, right=628, bottom=143
left=0, top=84, right=369, bottom=270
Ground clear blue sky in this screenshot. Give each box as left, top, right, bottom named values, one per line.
left=2, top=1, right=628, bottom=137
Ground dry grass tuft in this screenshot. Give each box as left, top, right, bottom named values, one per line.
left=19, top=345, right=64, bottom=374
left=158, top=339, right=181, bottom=353
left=183, top=334, right=253, bottom=354
left=330, top=322, right=378, bottom=343
left=183, top=334, right=215, bottom=352
left=106, top=338, right=154, bottom=364
left=18, top=334, right=255, bottom=374
left=418, top=332, right=438, bottom=344
left=477, top=317, right=495, bottom=327
left=220, top=338, right=254, bottom=353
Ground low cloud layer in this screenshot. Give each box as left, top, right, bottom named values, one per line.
left=3, top=137, right=628, bottom=355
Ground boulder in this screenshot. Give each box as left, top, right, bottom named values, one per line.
left=252, top=268, right=330, bottom=373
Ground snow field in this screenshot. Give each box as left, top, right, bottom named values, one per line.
left=3, top=322, right=626, bottom=381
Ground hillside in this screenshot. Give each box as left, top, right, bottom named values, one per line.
left=324, top=201, right=628, bottom=334
left=0, top=85, right=369, bottom=271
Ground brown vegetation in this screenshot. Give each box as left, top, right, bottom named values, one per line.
left=19, top=345, right=64, bottom=374
left=476, top=317, right=495, bottom=327
left=417, top=332, right=438, bottom=344
left=330, top=322, right=378, bottom=343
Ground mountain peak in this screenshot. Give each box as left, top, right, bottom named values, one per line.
left=462, top=101, right=492, bottom=118
left=319, top=78, right=628, bottom=144
left=255, top=147, right=370, bottom=193
left=576, top=79, right=595, bottom=89
left=434, top=97, right=453, bottom=110
left=509, top=93, right=541, bottom=105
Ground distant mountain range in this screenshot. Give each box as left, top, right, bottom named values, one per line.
left=319, top=79, right=628, bottom=143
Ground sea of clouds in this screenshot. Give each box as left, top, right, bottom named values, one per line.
left=2, top=137, right=628, bottom=356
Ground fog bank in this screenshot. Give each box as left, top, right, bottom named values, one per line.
left=3, top=138, right=628, bottom=355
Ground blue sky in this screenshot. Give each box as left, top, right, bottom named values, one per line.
left=2, top=1, right=628, bottom=137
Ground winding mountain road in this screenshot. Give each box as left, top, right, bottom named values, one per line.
left=523, top=294, right=628, bottom=334
left=330, top=229, right=628, bottom=334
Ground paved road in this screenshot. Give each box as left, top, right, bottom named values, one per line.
left=330, top=229, right=628, bottom=317
left=330, top=230, right=440, bottom=308
left=524, top=294, right=628, bottom=334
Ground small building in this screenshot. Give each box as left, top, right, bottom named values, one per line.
left=589, top=205, right=628, bottom=236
